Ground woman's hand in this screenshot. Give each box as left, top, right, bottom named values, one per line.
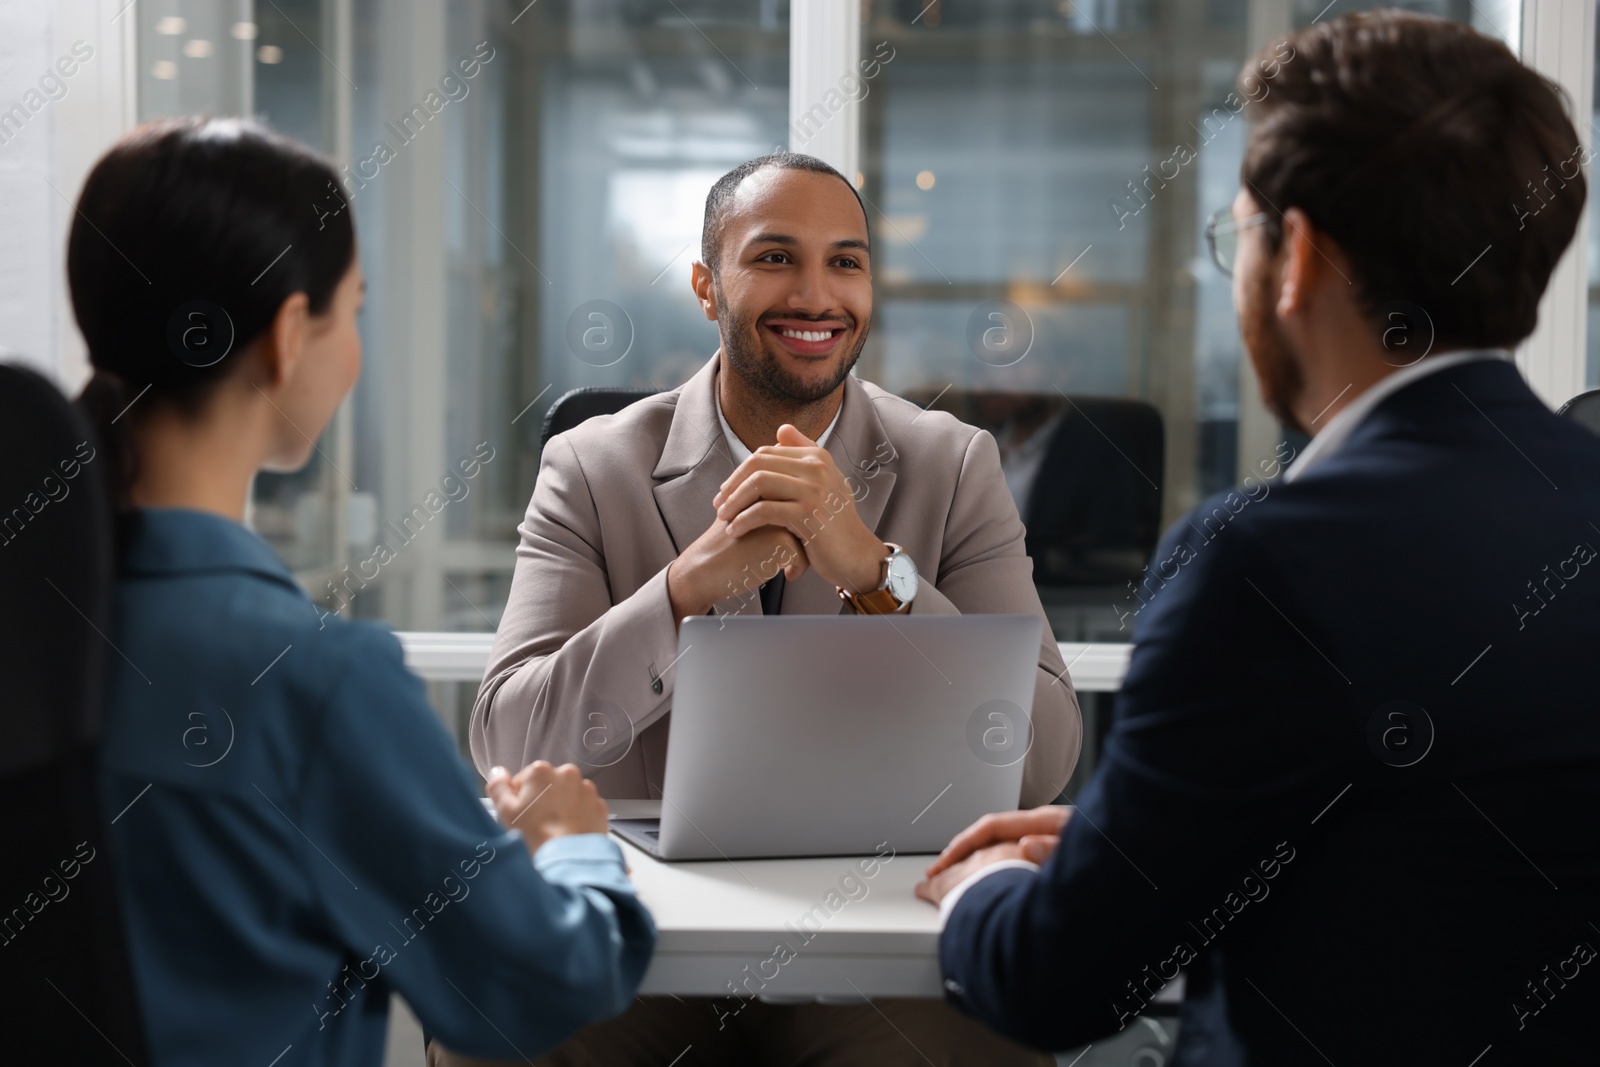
left=486, top=761, right=608, bottom=856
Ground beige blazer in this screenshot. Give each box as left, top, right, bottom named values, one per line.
left=471, top=356, right=1082, bottom=807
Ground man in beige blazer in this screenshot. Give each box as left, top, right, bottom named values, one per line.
left=460, top=153, right=1080, bottom=1067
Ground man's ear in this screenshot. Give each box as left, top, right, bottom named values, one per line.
left=258, top=292, right=311, bottom=388
left=1276, top=207, right=1319, bottom=321
left=690, top=261, right=719, bottom=322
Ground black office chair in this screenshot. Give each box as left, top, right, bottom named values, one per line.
left=539, top=386, right=660, bottom=449
left=0, top=364, right=148, bottom=1064
left=1022, top=396, right=1165, bottom=587
left=1558, top=388, right=1600, bottom=435
left=907, top=388, right=1165, bottom=588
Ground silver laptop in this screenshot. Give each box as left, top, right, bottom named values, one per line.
left=610, top=613, right=1043, bottom=860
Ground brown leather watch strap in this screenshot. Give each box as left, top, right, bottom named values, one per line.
left=839, top=586, right=902, bottom=615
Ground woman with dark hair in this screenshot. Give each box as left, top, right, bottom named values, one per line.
left=73, top=117, right=653, bottom=1066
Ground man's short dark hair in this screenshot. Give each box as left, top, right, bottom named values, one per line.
left=1242, top=11, right=1584, bottom=352
left=700, top=152, right=870, bottom=271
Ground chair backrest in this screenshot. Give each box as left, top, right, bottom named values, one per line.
left=904, top=388, right=1165, bottom=588
left=1558, top=388, right=1600, bottom=436
left=540, top=386, right=660, bottom=449
left=0, top=363, right=148, bottom=1063
left=1023, top=395, right=1165, bottom=587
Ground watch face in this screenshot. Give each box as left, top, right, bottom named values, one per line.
left=886, top=551, right=919, bottom=603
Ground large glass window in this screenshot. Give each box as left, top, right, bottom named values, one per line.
left=856, top=1, right=1252, bottom=647
left=859, top=3, right=1247, bottom=544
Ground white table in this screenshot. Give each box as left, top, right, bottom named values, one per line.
left=507, top=803, right=1189, bottom=1012
left=607, top=800, right=947, bottom=1001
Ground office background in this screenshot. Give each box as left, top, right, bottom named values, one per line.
left=3, top=2, right=1597, bottom=1063
left=4, top=0, right=1592, bottom=758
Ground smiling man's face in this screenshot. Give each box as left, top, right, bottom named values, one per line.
left=705, top=167, right=872, bottom=404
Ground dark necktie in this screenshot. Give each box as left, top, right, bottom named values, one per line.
left=759, top=572, right=786, bottom=616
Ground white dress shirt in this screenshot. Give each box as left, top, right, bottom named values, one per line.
left=1284, top=349, right=1509, bottom=483
left=716, top=391, right=842, bottom=463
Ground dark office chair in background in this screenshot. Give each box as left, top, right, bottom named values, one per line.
left=539, top=386, right=660, bottom=448
left=904, top=388, right=1165, bottom=588
left=0, top=364, right=147, bottom=1064
left=1558, top=387, right=1600, bottom=435
left=1020, top=397, right=1165, bottom=588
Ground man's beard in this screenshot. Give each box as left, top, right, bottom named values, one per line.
left=715, top=277, right=869, bottom=404
left=1239, top=264, right=1307, bottom=436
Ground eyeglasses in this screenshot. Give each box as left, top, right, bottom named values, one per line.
left=1204, top=210, right=1270, bottom=277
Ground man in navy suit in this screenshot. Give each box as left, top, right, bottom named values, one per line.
left=917, top=11, right=1600, bottom=1064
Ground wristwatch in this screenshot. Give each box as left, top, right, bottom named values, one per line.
left=838, top=543, right=919, bottom=615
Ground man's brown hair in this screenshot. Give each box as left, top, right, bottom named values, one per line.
left=1241, top=11, right=1584, bottom=352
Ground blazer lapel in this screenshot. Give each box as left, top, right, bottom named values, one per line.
left=652, top=356, right=737, bottom=559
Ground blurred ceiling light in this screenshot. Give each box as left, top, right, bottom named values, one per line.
left=182, top=39, right=214, bottom=58
left=257, top=45, right=284, bottom=64
left=155, top=16, right=186, bottom=34
left=883, top=213, right=928, bottom=241
left=151, top=60, right=178, bottom=80
left=855, top=170, right=865, bottom=188
left=231, top=22, right=259, bottom=40
left=916, top=170, right=936, bottom=190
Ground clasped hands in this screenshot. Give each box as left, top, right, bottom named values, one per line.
left=914, top=805, right=1073, bottom=907
left=667, top=424, right=888, bottom=619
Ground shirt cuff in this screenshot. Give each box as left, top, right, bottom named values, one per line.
left=532, top=832, right=626, bottom=871
left=938, top=858, right=1039, bottom=923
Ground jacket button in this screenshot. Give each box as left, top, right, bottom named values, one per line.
left=651, top=676, right=663, bottom=695
left=943, top=978, right=964, bottom=996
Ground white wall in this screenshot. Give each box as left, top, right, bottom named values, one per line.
left=0, top=0, right=136, bottom=391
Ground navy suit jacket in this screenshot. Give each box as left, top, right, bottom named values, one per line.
left=940, top=359, right=1600, bottom=1064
